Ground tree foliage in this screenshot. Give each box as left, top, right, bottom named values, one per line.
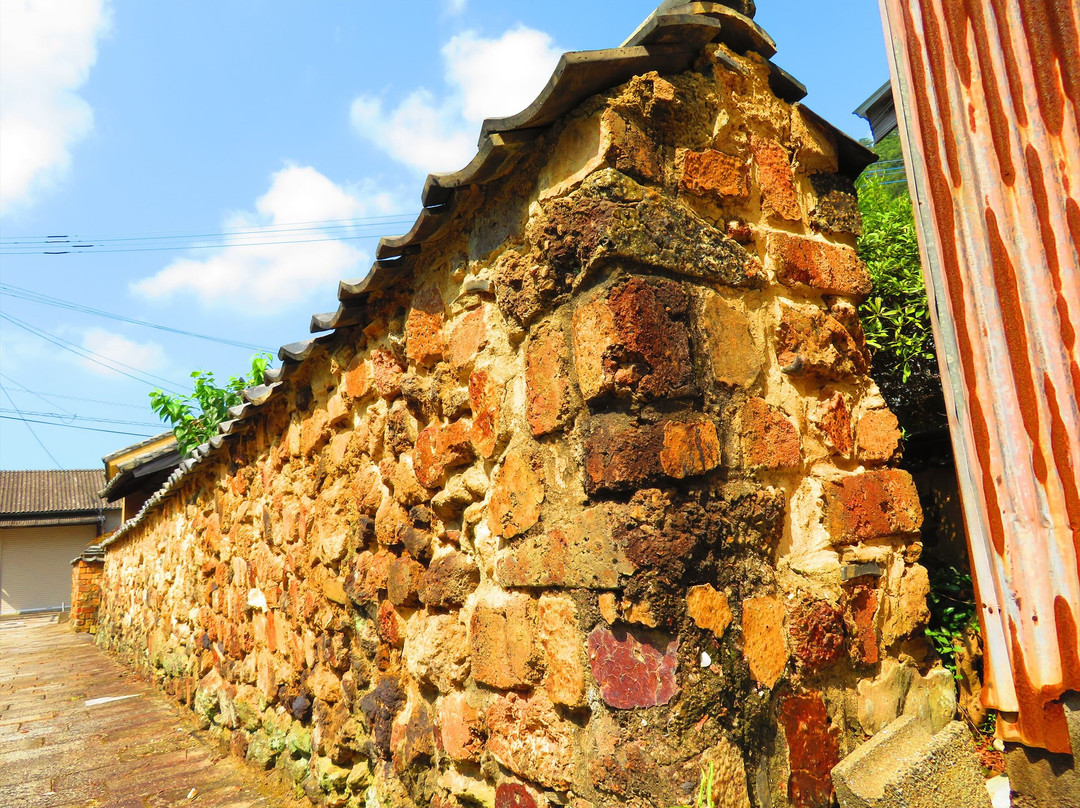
left=857, top=133, right=947, bottom=436
left=150, top=353, right=271, bottom=456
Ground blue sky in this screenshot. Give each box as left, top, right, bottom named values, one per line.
left=0, top=0, right=889, bottom=470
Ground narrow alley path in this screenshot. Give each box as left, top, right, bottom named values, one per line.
left=0, top=616, right=304, bottom=808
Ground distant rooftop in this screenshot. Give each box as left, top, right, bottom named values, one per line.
left=0, top=469, right=119, bottom=528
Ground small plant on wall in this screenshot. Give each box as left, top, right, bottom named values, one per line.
left=149, top=352, right=271, bottom=457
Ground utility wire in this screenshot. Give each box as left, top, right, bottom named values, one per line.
left=1, top=232, right=398, bottom=256
left=0, top=212, right=420, bottom=245
left=0, top=385, right=62, bottom=469
left=0, top=377, right=148, bottom=410
left=0, top=312, right=187, bottom=393
left=0, top=408, right=164, bottom=428
left=0, top=414, right=157, bottom=438
left=0, top=372, right=76, bottom=416
left=0, top=283, right=272, bottom=352
left=1, top=218, right=417, bottom=248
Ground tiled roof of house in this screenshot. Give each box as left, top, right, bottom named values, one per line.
left=101, top=2, right=877, bottom=548
left=0, top=470, right=119, bottom=526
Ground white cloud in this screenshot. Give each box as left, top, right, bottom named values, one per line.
left=80, top=328, right=165, bottom=378
left=131, top=165, right=401, bottom=313
left=444, top=0, right=467, bottom=14
left=0, top=0, right=111, bottom=214
left=350, top=25, right=561, bottom=176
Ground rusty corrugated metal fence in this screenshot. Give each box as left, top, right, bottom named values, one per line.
left=878, top=0, right=1080, bottom=753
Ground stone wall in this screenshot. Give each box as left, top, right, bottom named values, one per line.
left=71, top=557, right=104, bottom=633
left=97, top=43, right=942, bottom=808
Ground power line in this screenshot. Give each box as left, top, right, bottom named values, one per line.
left=0, top=283, right=272, bottom=352
left=0, top=212, right=420, bottom=245
left=0, top=377, right=148, bottom=410
left=0, top=386, right=62, bottom=469
left=0, top=409, right=163, bottom=428
left=2, top=218, right=417, bottom=249
left=0, top=312, right=187, bottom=393
left=1, top=232, right=399, bottom=256
left=0, top=372, right=76, bottom=416
left=0, top=414, right=158, bottom=438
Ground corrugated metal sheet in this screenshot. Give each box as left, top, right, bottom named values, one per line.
left=879, top=0, right=1080, bottom=753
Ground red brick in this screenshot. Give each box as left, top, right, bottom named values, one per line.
left=777, top=305, right=869, bottom=381
left=412, top=420, right=475, bottom=488
left=405, top=282, right=446, bottom=366
left=436, top=692, right=482, bottom=762
left=344, top=355, right=372, bottom=400
left=470, top=596, right=543, bottom=690
left=856, top=408, right=902, bottom=465
left=687, top=584, right=733, bottom=638
left=571, top=277, right=694, bottom=402
left=742, top=595, right=787, bottom=687
left=739, top=398, right=801, bottom=470
left=779, top=692, right=840, bottom=808
left=387, top=554, right=425, bottom=607
left=526, top=321, right=577, bottom=437
left=538, top=595, right=586, bottom=707
left=695, top=293, right=762, bottom=388
left=679, top=148, right=750, bottom=200
left=587, top=625, right=679, bottom=709
left=660, top=418, right=721, bottom=479
left=446, top=306, right=487, bottom=370
left=488, top=452, right=544, bottom=539
left=583, top=417, right=664, bottom=495
left=418, top=551, right=480, bottom=608
left=495, top=505, right=634, bottom=590
left=371, top=348, right=404, bottom=399
left=485, top=692, right=574, bottom=790
left=769, top=232, right=872, bottom=298
left=752, top=137, right=801, bottom=222
left=495, top=783, right=539, bottom=808
left=377, top=600, right=405, bottom=648
left=814, top=393, right=853, bottom=457
left=468, top=370, right=501, bottom=458
left=787, top=600, right=846, bottom=673
left=845, top=583, right=880, bottom=666
left=823, top=470, right=923, bottom=545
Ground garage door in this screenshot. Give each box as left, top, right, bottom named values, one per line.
left=0, top=525, right=98, bottom=615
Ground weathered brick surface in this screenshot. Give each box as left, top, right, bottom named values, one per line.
left=777, top=304, right=869, bottom=381
left=780, top=691, right=840, bottom=808
left=470, top=597, right=543, bottom=690
left=856, top=408, right=902, bottom=465
left=787, top=600, right=846, bottom=673
left=695, top=293, right=762, bottom=389
left=824, top=470, right=923, bottom=544
left=526, top=321, right=577, bottom=436
left=769, top=232, right=872, bottom=297
left=738, top=398, right=801, bottom=470
left=93, top=34, right=925, bottom=808
left=753, top=137, right=802, bottom=222
left=587, top=625, right=679, bottom=709
left=405, top=283, right=446, bottom=366
left=495, top=505, right=634, bottom=590
left=572, top=277, right=694, bottom=402
left=687, top=584, right=733, bottom=639
left=742, top=595, right=788, bottom=688
left=679, top=148, right=750, bottom=200
left=488, top=452, right=544, bottom=539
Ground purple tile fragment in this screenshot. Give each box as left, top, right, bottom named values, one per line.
left=587, top=624, right=679, bottom=709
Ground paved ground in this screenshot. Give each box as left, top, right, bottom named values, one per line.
left=0, top=615, right=305, bottom=808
